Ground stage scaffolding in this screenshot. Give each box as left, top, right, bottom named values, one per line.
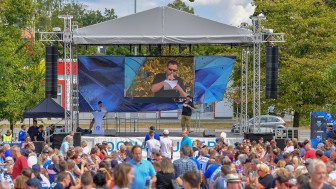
left=40, top=13, right=284, bottom=134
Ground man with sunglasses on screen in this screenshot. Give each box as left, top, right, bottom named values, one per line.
left=151, top=60, right=187, bottom=97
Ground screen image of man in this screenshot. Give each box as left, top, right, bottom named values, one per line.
left=151, top=60, right=187, bottom=97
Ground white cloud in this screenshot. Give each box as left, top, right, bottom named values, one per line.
left=77, top=0, right=255, bottom=25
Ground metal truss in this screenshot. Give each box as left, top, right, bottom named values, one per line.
left=39, top=15, right=78, bottom=132
left=250, top=15, right=285, bottom=132
left=240, top=47, right=249, bottom=134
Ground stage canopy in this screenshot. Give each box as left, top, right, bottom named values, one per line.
left=23, top=98, right=65, bottom=118
left=73, top=6, right=253, bottom=45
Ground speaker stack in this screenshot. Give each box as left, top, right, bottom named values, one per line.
left=45, top=46, right=58, bottom=98
left=266, top=46, right=279, bottom=99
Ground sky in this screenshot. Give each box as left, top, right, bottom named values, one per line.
left=76, top=0, right=255, bottom=26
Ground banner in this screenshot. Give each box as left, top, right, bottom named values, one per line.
left=310, top=112, right=336, bottom=148
left=92, top=112, right=105, bottom=135
left=82, top=136, right=241, bottom=160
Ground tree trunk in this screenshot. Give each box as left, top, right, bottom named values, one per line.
left=293, top=111, right=300, bottom=127
left=10, top=117, right=14, bottom=132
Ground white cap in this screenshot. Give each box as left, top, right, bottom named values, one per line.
left=220, top=132, right=227, bottom=139
left=163, top=129, right=169, bottom=135
left=5, top=157, right=13, bottom=162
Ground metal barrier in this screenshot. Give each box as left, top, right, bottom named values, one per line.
left=274, top=127, right=299, bottom=139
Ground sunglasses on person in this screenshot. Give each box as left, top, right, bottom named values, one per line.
left=168, top=68, right=177, bottom=72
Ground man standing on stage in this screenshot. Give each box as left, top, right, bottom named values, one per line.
left=180, top=95, right=195, bottom=132
left=89, top=101, right=108, bottom=132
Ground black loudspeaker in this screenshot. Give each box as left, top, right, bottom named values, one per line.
left=203, top=129, right=216, bottom=137
left=244, top=133, right=274, bottom=142
left=266, top=46, right=279, bottom=99
left=33, top=141, right=45, bottom=154
left=52, top=132, right=81, bottom=149
left=104, top=129, right=117, bottom=136
left=275, top=139, right=286, bottom=151
left=45, top=46, right=58, bottom=98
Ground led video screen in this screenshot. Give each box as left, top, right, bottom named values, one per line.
left=78, top=56, right=235, bottom=112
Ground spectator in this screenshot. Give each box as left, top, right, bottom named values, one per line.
left=146, top=132, right=161, bottom=161
left=144, top=126, right=160, bottom=150
left=14, top=175, right=29, bottom=189
left=32, top=164, right=50, bottom=188
left=113, top=163, right=134, bottom=189
left=59, top=136, right=73, bottom=157
left=11, top=146, right=28, bottom=180
left=160, top=129, right=174, bottom=159
left=213, top=165, right=231, bottom=189
left=257, top=163, right=273, bottom=189
left=173, top=145, right=197, bottom=179
left=50, top=172, right=71, bottom=189
left=2, top=129, right=13, bottom=142
left=129, top=145, right=156, bottom=189
left=299, top=159, right=333, bottom=189
left=180, top=130, right=192, bottom=149
left=304, top=143, right=316, bottom=160
left=0, top=164, right=14, bottom=187
left=18, top=125, right=27, bottom=142
left=80, top=172, right=93, bottom=189
left=156, top=157, right=175, bottom=189
left=27, top=120, right=39, bottom=141
left=182, top=170, right=201, bottom=189
left=36, top=125, right=45, bottom=142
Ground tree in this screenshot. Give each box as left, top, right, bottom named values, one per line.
left=168, top=0, right=194, bottom=14
left=251, top=0, right=336, bottom=127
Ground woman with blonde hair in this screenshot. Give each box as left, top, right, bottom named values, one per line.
left=256, top=163, right=273, bottom=189
left=113, top=163, right=134, bottom=189
left=156, top=157, right=175, bottom=189
left=14, top=175, right=29, bottom=189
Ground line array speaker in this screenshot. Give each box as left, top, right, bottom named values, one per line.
left=266, top=46, right=279, bottom=99
left=45, top=46, right=58, bottom=98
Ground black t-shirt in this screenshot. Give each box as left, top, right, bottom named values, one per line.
left=299, top=183, right=334, bottom=189
left=156, top=172, right=175, bottom=189
left=152, top=73, right=185, bottom=97
left=27, top=126, right=39, bottom=141
left=258, top=174, right=273, bottom=189
left=36, top=130, right=44, bottom=141
left=182, top=100, right=194, bottom=116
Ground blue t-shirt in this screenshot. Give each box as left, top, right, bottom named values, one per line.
left=144, top=133, right=160, bottom=142
left=204, top=164, right=221, bottom=179
left=18, top=129, right=26, bottom=142
left=181, top=136, right=192, bottom=149
left=129, top=159, right=156, bottom=189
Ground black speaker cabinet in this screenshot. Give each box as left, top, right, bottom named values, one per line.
left=266, top=46, right=279, bottom=99
left=33, top=141, right=45, bottom=154
left=45, top=45, right=58, bottom=98
left=203, top=129, right=216, bottom=137
left=275, top=139, right=286, bottom=151
left=244, top=133, right=274, bottom=143
left=52, top=132, right=81, bottom=149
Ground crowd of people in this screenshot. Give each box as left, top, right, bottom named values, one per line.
left=0, top=124, right=335, bottom=189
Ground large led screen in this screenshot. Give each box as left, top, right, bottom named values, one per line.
left=78, top=56, right=235, bottom=112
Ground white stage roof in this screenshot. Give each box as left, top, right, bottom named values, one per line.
left=73, top=6, right=253, bottom=45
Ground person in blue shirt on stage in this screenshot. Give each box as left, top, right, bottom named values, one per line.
left=181, top=130, right=192, bottom=150
left=144, top=126, right=160, bottom=149
left=18, top=125, right=27, bottom=142
left=128, top=145, right=156, bottom=189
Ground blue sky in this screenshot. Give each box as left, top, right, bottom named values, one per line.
left=76, top=0, right=255, bottom=26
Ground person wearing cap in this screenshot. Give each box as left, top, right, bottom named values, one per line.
left=32, top=164, right=50, bottom=188
left=5, top=156, right=13, bottom=165
left=144, top=126, right=160, bottom=150
left=226, top=174, right=244, bottom=189
left=89, top=101, right=108, bottom=132
left=18, top=125, right=27, bottom=142
left=160, top=129, right=174, bottom=159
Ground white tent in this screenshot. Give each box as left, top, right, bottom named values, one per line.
left=73, top=6, right=253, bottom=45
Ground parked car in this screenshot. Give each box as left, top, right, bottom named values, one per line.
left=231, top=115, right=287, bottom=135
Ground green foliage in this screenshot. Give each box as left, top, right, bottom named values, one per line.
left=168, top=0, right=194, bottom=14
left=250, top=0, right=336, bottom=125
